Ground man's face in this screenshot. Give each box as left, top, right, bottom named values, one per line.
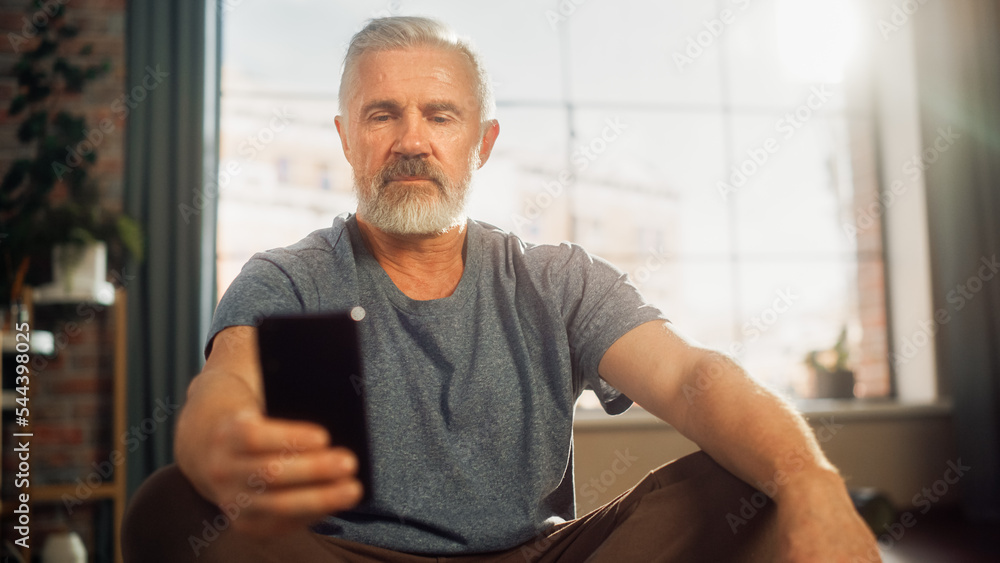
left=335, top=47, right=499, bottom=236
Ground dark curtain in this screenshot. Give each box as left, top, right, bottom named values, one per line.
left=123, top=0, right=220, bottom=495
left=916, top=1, right=1000, bottom=521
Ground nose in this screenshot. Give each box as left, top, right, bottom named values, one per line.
left=392, top=113, right=431, bottom=159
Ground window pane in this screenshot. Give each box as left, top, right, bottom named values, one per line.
left=467, top=106, right=569, bottom=240
left=631, top=261, right=737, bottom=349
left=217, top=0, right=892, bottom=401
left=723, top=0, right=852, bottom=111
left=408, top=0, right=565, bottom=102
left=731, top=114, right=855, bottom=258
left=566, top=0, right=723, bottom=105
left=573, top=109, right=730, bottom=258
left=737, top=260, right=859, bottom=397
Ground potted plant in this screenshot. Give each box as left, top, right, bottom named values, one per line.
left=805, top=327, right=856, bottom=399
left=0, top=0, right=142, bottom=308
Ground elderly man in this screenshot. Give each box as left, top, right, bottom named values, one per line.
left=123, top=16, right=879, bottom=563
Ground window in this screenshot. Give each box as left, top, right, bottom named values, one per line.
left=218, top=0, right=899, bottom=401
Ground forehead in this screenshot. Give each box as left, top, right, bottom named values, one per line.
left=349, top=47, right=477, bottom=109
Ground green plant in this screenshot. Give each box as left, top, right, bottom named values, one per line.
left=0, top=0, right=143, bottom=304
left=805, top=326, right=851, bottom=375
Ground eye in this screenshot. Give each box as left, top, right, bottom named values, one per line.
left=372, top=114, right=391, bottom=122
left=431, top=115, right=451, bottom=124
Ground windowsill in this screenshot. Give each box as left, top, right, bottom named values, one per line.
left=573, top=398, right=953, bottom=430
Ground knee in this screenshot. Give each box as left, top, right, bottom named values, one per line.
left=647, top=451, right=724, bottom=484
left=647, top=451, right=776, bottom=517
left=122, top=464, right=218, bottom=563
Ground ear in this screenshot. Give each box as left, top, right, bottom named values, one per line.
left=335, top=115, right=351, bottom=162
left=475, top=120, right=500, bottom=168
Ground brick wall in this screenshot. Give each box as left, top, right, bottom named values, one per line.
left=28, top=303, right=117, bottom=483
left=849, top=118, right=892, bottom=398
left=1, top=0, right=126, bottom=559
left=0, top=0, right=127, bottom=207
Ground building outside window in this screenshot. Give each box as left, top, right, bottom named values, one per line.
left=216, top=0, right=898, bottom=402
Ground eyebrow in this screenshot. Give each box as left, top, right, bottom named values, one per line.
left=359, top=99, right=464, bottom=117
left=424, top=101, right=463, bottom=116
left=360, top=99, right=401, bottom=116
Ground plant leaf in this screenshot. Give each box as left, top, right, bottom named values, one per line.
left=116, top=215, right=145, bottom=262
left=64, top=67, right=85, bottom=92
left=0, top=160, right=31, bottom=195
left=57, top=25, right=79, bottom=39
left=8, top=95, right=27, bottom=116
left=28, top=39, right=58, bottom=60
left=16, top=111, right=48, bottom=143
left=17, top=67, right=39, bottom=87
left=25, top=84, right=51, bottom=102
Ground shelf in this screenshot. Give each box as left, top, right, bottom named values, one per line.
left=0, top=484, right=120, bottom=517
left=31, top=281, right=116, bottom=306
left=1, top=329, right=55, bottom=356
left=31, top=483, right=121, bottom=503
left=2, top=329, right=56, bottom=411
left=1, top=286, right=128, bottom=563
left=1, top=390, right=19, bottom=410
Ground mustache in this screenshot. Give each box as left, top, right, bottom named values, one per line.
left=376, top=157, right=449, bottom=189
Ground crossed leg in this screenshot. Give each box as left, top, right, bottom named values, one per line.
left=122, top=452, right=777, bottom=563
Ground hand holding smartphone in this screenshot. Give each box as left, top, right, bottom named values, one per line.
left=256, top=309, right=373, bottom=502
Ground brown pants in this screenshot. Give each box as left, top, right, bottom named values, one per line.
left=122, top=452, right=777, bottom=562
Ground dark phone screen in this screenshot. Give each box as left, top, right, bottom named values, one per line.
left=257, top=310, right=372, bottom=502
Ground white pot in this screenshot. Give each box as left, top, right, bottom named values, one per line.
left=32, top=241, right=116, bottom=304
left=41, top=531, right=87, bottom=563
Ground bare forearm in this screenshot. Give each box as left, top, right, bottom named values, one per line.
left=174, top=369, right=262, bottom=500
left=600, top=322, right=878, bottom=558
left=673, top=351, right=840, bottom=500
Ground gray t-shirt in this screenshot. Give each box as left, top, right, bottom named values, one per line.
left=207, top=213, right=667, bottom=555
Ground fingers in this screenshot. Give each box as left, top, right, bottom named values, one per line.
left=242, top=477, right=363, bottom=523
left=213, top=474, right=365, bottom=538
left=222, top=411, right=331, bottom=454
left=222, top=455, right=364, bottom=538
left=232, top=446, right=358, bottom=489
left=197, top=411, right=365, bottom=538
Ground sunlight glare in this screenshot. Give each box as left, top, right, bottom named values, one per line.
left=775, top=0, right=860, bottom=83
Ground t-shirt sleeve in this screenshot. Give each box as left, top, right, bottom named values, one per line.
left=549, top=244, right=669, bottom=415
left=205, top=252, right=307, bottom=358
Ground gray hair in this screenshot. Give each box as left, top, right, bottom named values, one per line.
left=338, top=16, right=496, bottom=129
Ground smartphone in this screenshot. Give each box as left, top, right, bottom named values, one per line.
left=256, top=309, right=372, bottom=502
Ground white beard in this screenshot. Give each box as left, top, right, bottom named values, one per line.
left=355, top=147, right=480, bottom=236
